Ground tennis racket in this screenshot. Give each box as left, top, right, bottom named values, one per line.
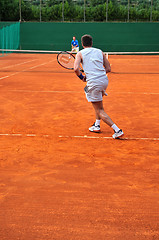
left=57, top=51, right=84, bottom=72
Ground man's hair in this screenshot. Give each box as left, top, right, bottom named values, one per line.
left=81, top=35, right=93, bottom=47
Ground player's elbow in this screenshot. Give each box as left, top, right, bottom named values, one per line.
left=106, top=66, right=111, bottom=73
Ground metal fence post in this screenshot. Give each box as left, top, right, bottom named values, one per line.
left=150, top=0, right=153, bottom=22
left=19, top=0, right=22, bottom=22
left=40, top=0, right=42, bottom=22
left=62, top=0, right=64, bottom=21
left=128, top=0, right=130, bottom=22
left=106, top=0, right=108, bottom=22
left=84, top=0, right=86, bottom=22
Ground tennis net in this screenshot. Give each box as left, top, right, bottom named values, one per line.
left=0, top=49, right=158, bottom=76
left=0, top=49, right=159, bottom=56
left=0, top=22, right=20, bottom=57
left=0, top=49, right=159, bottom=74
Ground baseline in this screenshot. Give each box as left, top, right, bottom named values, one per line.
left=0, top=133, right=158, bottom=141
left=0, top=89, right=159, bottom=95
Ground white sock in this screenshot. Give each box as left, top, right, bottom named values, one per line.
left=95, top=119, right=100, bottom=126
left=111, top=123, right=120, bottom=132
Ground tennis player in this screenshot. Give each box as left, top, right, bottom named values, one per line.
left=74, top=34, right=124, bottom=139
left=71, top=36, right=79, bottom=53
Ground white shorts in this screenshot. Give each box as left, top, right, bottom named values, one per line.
left=72, top=47, right=79, bottom=53
left=85, top=79, right=108, bottom=102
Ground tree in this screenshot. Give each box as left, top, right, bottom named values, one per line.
left=0, top=0, right=19, bottom=21
left=0, top=0, right=158, bottom=22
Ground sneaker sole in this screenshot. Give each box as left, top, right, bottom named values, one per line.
left=89, top=129, right=101, bottom=133
left=113, top=133, right=124, bottom=139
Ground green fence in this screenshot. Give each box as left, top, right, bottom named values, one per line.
left=0, top=22, right=20, bottom=56
left=1, top=22, right=159, bottom=53
left=20, top=22, right=159, bottom=52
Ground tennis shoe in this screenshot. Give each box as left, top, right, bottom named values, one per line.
left=89, top=123, right=101, bottom=133
left=112, top=129, right=124, bottom=139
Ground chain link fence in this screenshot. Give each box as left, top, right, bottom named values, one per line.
left=1, top=0, right=159, bottom=22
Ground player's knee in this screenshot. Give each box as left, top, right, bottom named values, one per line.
left=98, top=109, right=104, bottom=117
left=99, top=109, right=108, bottom=119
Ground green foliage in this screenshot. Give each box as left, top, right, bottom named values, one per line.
left=90, top=0, right=106, bottom=7
left=0, top=0, right=19, bottom=21
left=21, top=0, right=34, bottom=21
left=0, top=0, right=159, bottom=21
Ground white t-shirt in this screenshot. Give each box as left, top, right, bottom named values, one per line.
left=80, top=47, right=107, bottom=88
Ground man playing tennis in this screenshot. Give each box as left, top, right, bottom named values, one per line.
left=71, top=36, right=79, bottom=53
left=74, top=34, right=124, bottom=139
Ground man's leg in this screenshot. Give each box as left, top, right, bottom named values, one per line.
left=90, top=101, right=124, bottom=138
left=89, top=101, right=113, bottom=133
left=91, top=101, right=114, bottom=127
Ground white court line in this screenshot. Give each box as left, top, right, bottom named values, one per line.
left=0, top=133, right=158, bottom=141
left=58, top=135, right=159, bottom=141
left=1, top=90, right=159, bottom=95
left=117, top=92, right=159, bottom=95
left=0, top=133, right=49, bottom=137
left=6, top=90, right=76, bottom=93
left=0, top=59, right=55, bottom=80
left=0, top=59, right=38, bottom=70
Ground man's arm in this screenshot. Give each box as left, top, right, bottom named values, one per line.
left=75, top=40, right=79, bottom=47
left=103, top=52, right=111, bottom=73
left=71, top=40, right=74, bottom=49
left=74, top=52, right=86, bottom=82
left=74, top=52, right=82, bottom=75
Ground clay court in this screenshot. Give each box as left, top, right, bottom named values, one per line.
left=0, top=53, right=159, bottom=239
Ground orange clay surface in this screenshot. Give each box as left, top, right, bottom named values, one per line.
left=0, top=53, right=159, bottom=240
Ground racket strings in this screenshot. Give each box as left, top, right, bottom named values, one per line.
left=58, top=52, right=75, bottom=69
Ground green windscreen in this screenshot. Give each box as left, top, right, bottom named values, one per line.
left=20, top=22, right=159, bottom=52
left=0, top=22, right=20, bottom=56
